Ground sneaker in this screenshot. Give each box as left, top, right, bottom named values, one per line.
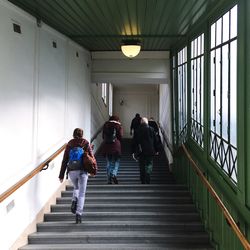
left=71, top=199, right=77, bottom=214
left=76, top=214, right=82, bottom=224
left=112, top=175, right=118, bottom=184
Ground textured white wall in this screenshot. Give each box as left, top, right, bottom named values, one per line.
left=159, top=84, right=173, bottom=164
left=0, top=1, right=91, bottom=249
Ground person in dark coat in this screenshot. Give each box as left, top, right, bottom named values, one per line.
left=59, top=128, right=95, bottom=224
left=148, top=117, right=161, bottom=144
left=102, top=115, right=123, bottom=184
left=132, top=117, right=160, bottom=184
left=148, top=117, right=159, bottom=135
left=130, top=113, right=141, bottom=136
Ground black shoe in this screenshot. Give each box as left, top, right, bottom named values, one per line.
left=107, top=175, right=112, bottom=184
left=76, top=214, right=82, bottom=224
left=112, top=175, right=118, bottom=184
left=71, top=199, right=77, bottom=214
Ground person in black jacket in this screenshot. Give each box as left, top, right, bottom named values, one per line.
left=130, top=113, right=141, bottom=136
left=132, top=117, right=160, bottom=184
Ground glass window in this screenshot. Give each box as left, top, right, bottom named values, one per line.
left=177, top=47, right=188, bottom=144
left=101, top=83, right=107, bottom=105
left=172, top=56, right=177, bottom=145
left=209, top=5, right=238, bottom=183
left=108, top=83, right=113, bottom=116
left=191, top=34, right=204, bottom=148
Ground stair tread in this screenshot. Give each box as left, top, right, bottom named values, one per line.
left=20, top=139, right=213, bottom=250
left=37, top=221, right=203, bottom=226
left=20, top=243, right=214, bottom=250
left=29, top=231, right=210, bottom=237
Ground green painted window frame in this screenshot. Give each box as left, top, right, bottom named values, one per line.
left=172, top=55, right=177, bottom=145
left=177, top=46, right=188, bottom=144
left=191, top=33, right=205, bottom=148
left=209, top=4, right=238, bottom=184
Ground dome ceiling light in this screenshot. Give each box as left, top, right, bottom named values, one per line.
left=121, top=39, right=141, bottom=58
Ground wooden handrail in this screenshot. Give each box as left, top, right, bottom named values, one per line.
left=0, top=144, right=67, bottom=203
left=181, top=144, right=250, bottom=250
left=0, top=124, right=104, bottom=203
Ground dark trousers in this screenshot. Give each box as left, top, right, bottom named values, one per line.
left=138, top=156, right=153, bottom=184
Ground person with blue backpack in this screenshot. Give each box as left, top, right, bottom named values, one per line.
left=59, top=128, right=95, bottom=224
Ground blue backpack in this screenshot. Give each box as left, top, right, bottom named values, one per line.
left=67, top=147, right=84, bottom=171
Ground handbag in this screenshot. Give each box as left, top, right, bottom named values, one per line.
left=83, top=149, right=98, bottom=176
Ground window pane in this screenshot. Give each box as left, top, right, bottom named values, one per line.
left=222, top=45, right=229, bottom=140
left=230, top=40, right=237, bottom=147
left=184, top=47, right=187, bottom=62
left=197, top=36, right=201, bottom=56
left=200, top=56, right=204, bottom=125
left=191, top=60, right=194, bottom=119
left=210, top=50, right=215, bottom=131
left=223, top=12, right=230, bottom=43
left=197, top=58, right=200, bottom=122
left=201, top=34, right=204, bottom=54
left=216, top=18, right=222, bottom=46
left=215, top=48, right=221, bottom=135
left=231, top=5, right=238, bottom=39
left=211, top=23, right=215, bottom=48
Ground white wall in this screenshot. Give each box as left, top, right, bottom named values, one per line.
left=91, top=51, right=170, bottom=84
left=113, top=84, right=159, bottom=138
left=0, top=1, right=91, bottom=249
left=90, top=83, right=110, bottom=152
left=159, top=84, right=173, bottom=164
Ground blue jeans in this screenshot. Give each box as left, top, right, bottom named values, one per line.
left=106, top=155, right=120, bottom=180
left=68, top=170, right=88, bottom=215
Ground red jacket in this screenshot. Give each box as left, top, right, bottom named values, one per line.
left=101, top=120, right=123, bottom=156
left=59, top=138, right=93, bottom=179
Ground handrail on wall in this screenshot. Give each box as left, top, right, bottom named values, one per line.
left=0, top=125, right=104, bottom=204
left=181, top=144, right=250, bottom=250
left=0, top=143, right=67, bottom=203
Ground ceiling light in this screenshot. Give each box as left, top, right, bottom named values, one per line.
left=121, top=39, right=141, bottom=58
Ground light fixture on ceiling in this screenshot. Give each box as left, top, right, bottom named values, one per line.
left=121, top=39, right=141, bottom=58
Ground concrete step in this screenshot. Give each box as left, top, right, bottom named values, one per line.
left=37, top=221, right=205, bottom=232
left=51, top=203, right=197, bottom=213
left=20, top=243, right=214, bottom=250
left=56, top=196, right=193, bottom=204
left=65, top=184, right=187, bottom=191
left=44, top=212, right=201, bottom=222
left=27, top=231, right=211, bottom=245
left=61, top=189, right=191, bottom=197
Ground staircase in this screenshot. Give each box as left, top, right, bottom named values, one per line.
left=20, top=138, right=213, bottom=250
